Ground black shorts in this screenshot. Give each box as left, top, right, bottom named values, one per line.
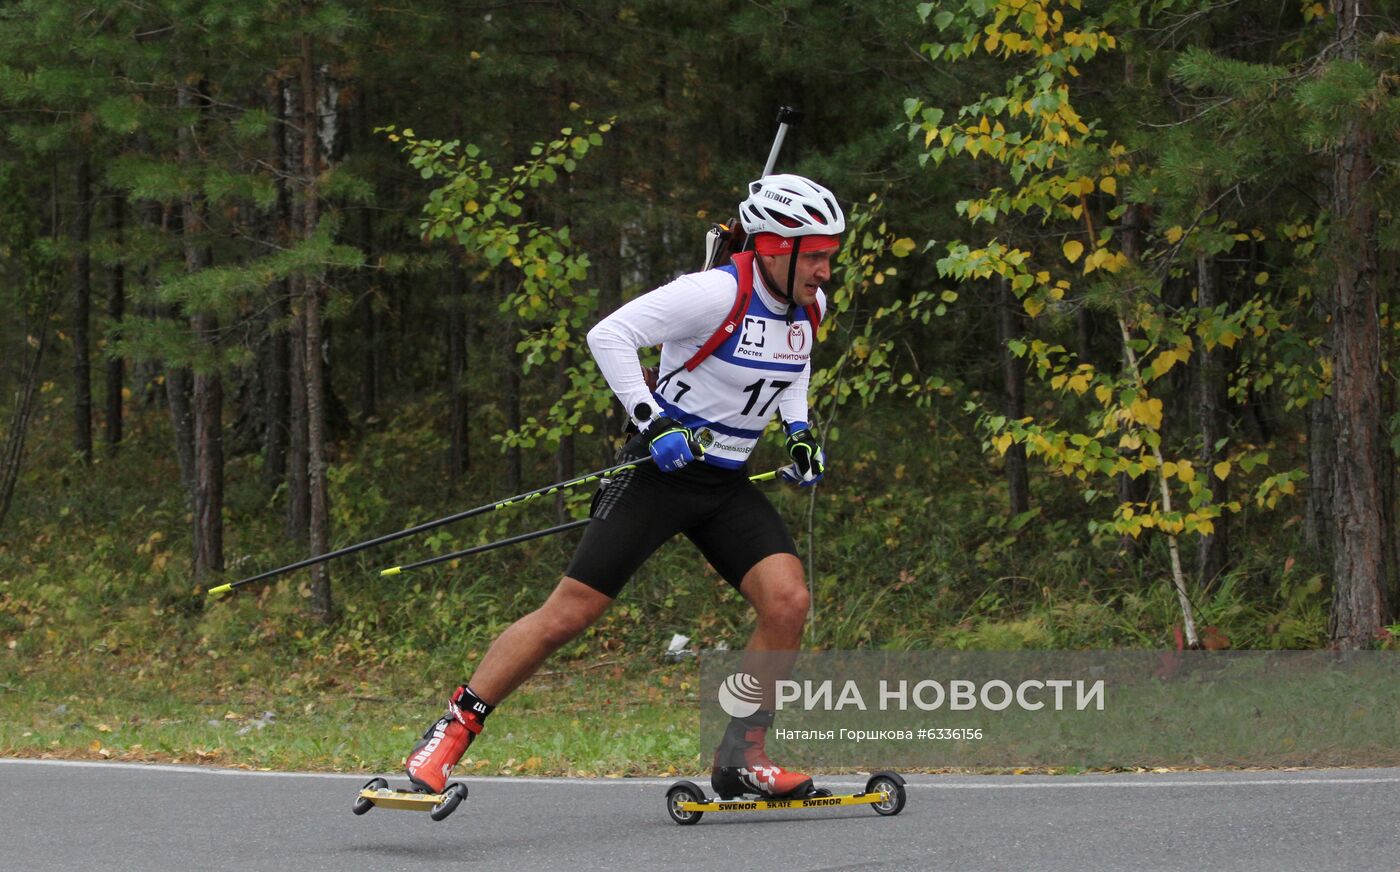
left=565, top=461, right=798, bottom=599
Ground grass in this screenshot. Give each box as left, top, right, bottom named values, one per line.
left=0, top=651, right=707, bottom=777
left=0, top=386, right=1339, bottom=776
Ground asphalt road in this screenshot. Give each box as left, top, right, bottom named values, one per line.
left=3, top=759, right=1398, bottom=872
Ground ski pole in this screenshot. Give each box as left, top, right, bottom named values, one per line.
left=206, top=459, right=647, bottom=598
left=379, top=519, right=591, bottom=576
left=704, top=106, right=804, bottom=271
left=377, top=469, right=782, bottom=577
left=760, top=105, right=803, bottom=178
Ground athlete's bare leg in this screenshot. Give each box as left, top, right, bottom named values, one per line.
left=708, top=551, right=815, bottom=798
left=467, top=577, right=613, bottom=704
left=737, top=552, right=809, bottom=707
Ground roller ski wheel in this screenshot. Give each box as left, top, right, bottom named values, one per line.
left=666, top=781, right=706, bottom=826
left=864, top=770, right=907, bottom=816
left=352, top=777, right=388, bottom=815
left=429, top=782, right=469, bottom=821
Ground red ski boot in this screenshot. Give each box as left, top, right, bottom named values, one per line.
left=711, top=710, right=814, bottom=799
left=405, top=685, right=490, bottom=793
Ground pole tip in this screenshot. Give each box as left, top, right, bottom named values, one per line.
left=776, top=106, right=804, bottom=125
left=207, top=584, right=232, bottom=598
left=380, top=567, right=401, bottom=577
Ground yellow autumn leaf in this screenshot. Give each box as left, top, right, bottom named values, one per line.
left=1062, top=239, right=1085, bottom=263
left=891, top=237, right=916, bottom=257
left=1129, top=396, right=1164, bottom=430
left=1100, top=176, right=1117, bottom=196
left=1254, top=271, right=1269, bottom=285
left=1214, top=461, right=1231, bottom=480
left=1024, top=296, right=1045, bottom=317
left=993, top=433, right=1014, bottom=456
left=1149, top=349, right=1180, bottom=379
left=1164, top=226, right=1184, bottom=244
left=1177, top=461, right=1196, bottom=483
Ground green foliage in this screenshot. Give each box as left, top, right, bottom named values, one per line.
left=385, top=117, right=614, bottom=452
left=903, top=0, right=1339, bottom=557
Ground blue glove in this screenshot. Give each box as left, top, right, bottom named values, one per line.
left=779, top=422, right=824, bottom=486
left=641, top=416, right=704, bottom=472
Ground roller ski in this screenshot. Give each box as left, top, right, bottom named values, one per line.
left=665, top=772, right=908, bottom=825
left=352, top=778, right=468, bottom=821
left=352, top=684, right=489, bottom=822
left=664, top=710, right=907, bottom=824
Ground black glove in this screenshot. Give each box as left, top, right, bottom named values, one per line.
left=779, top=423, right=824, bottom=486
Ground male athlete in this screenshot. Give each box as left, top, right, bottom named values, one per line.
left=405, top=174, right=843, bottom=800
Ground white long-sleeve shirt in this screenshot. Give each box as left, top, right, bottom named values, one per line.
left=587, top=260, right=825, bottom=469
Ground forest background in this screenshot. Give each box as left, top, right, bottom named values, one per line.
left=1, top=0, right=1398, bottom=774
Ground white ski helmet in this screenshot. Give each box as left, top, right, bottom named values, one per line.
left=739, top=174, right=845, bottom=238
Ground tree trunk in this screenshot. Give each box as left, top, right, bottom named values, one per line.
left=286, top=284, right=310, bottom=542
left=262, top=77, right=291, bottom=489
left=72, top=157, right=93, bottom=465
left=0, top=293, right=57, bottom=529
left=302, top=4, right=332, bottom=623
left=1115, top=202, right=1149, bottom=563
left=104, top=192, right=125, bottom=454
left=180, top=80, right=223, bottom=586
left=165, top=364, right=197, bottom=495
left=1383, top=247, right=1400, bottom=617
left=1326, top=0, right=1387, bottom=648
left=1195, top=254, right=1230, bottom=588
left=284, top=72, right=309, bottom=544
left=996, top=275, right=1029, bottom=517
left=192, top=351, right=224, bottom=582
left=263, top=288, right=291, bottom=489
